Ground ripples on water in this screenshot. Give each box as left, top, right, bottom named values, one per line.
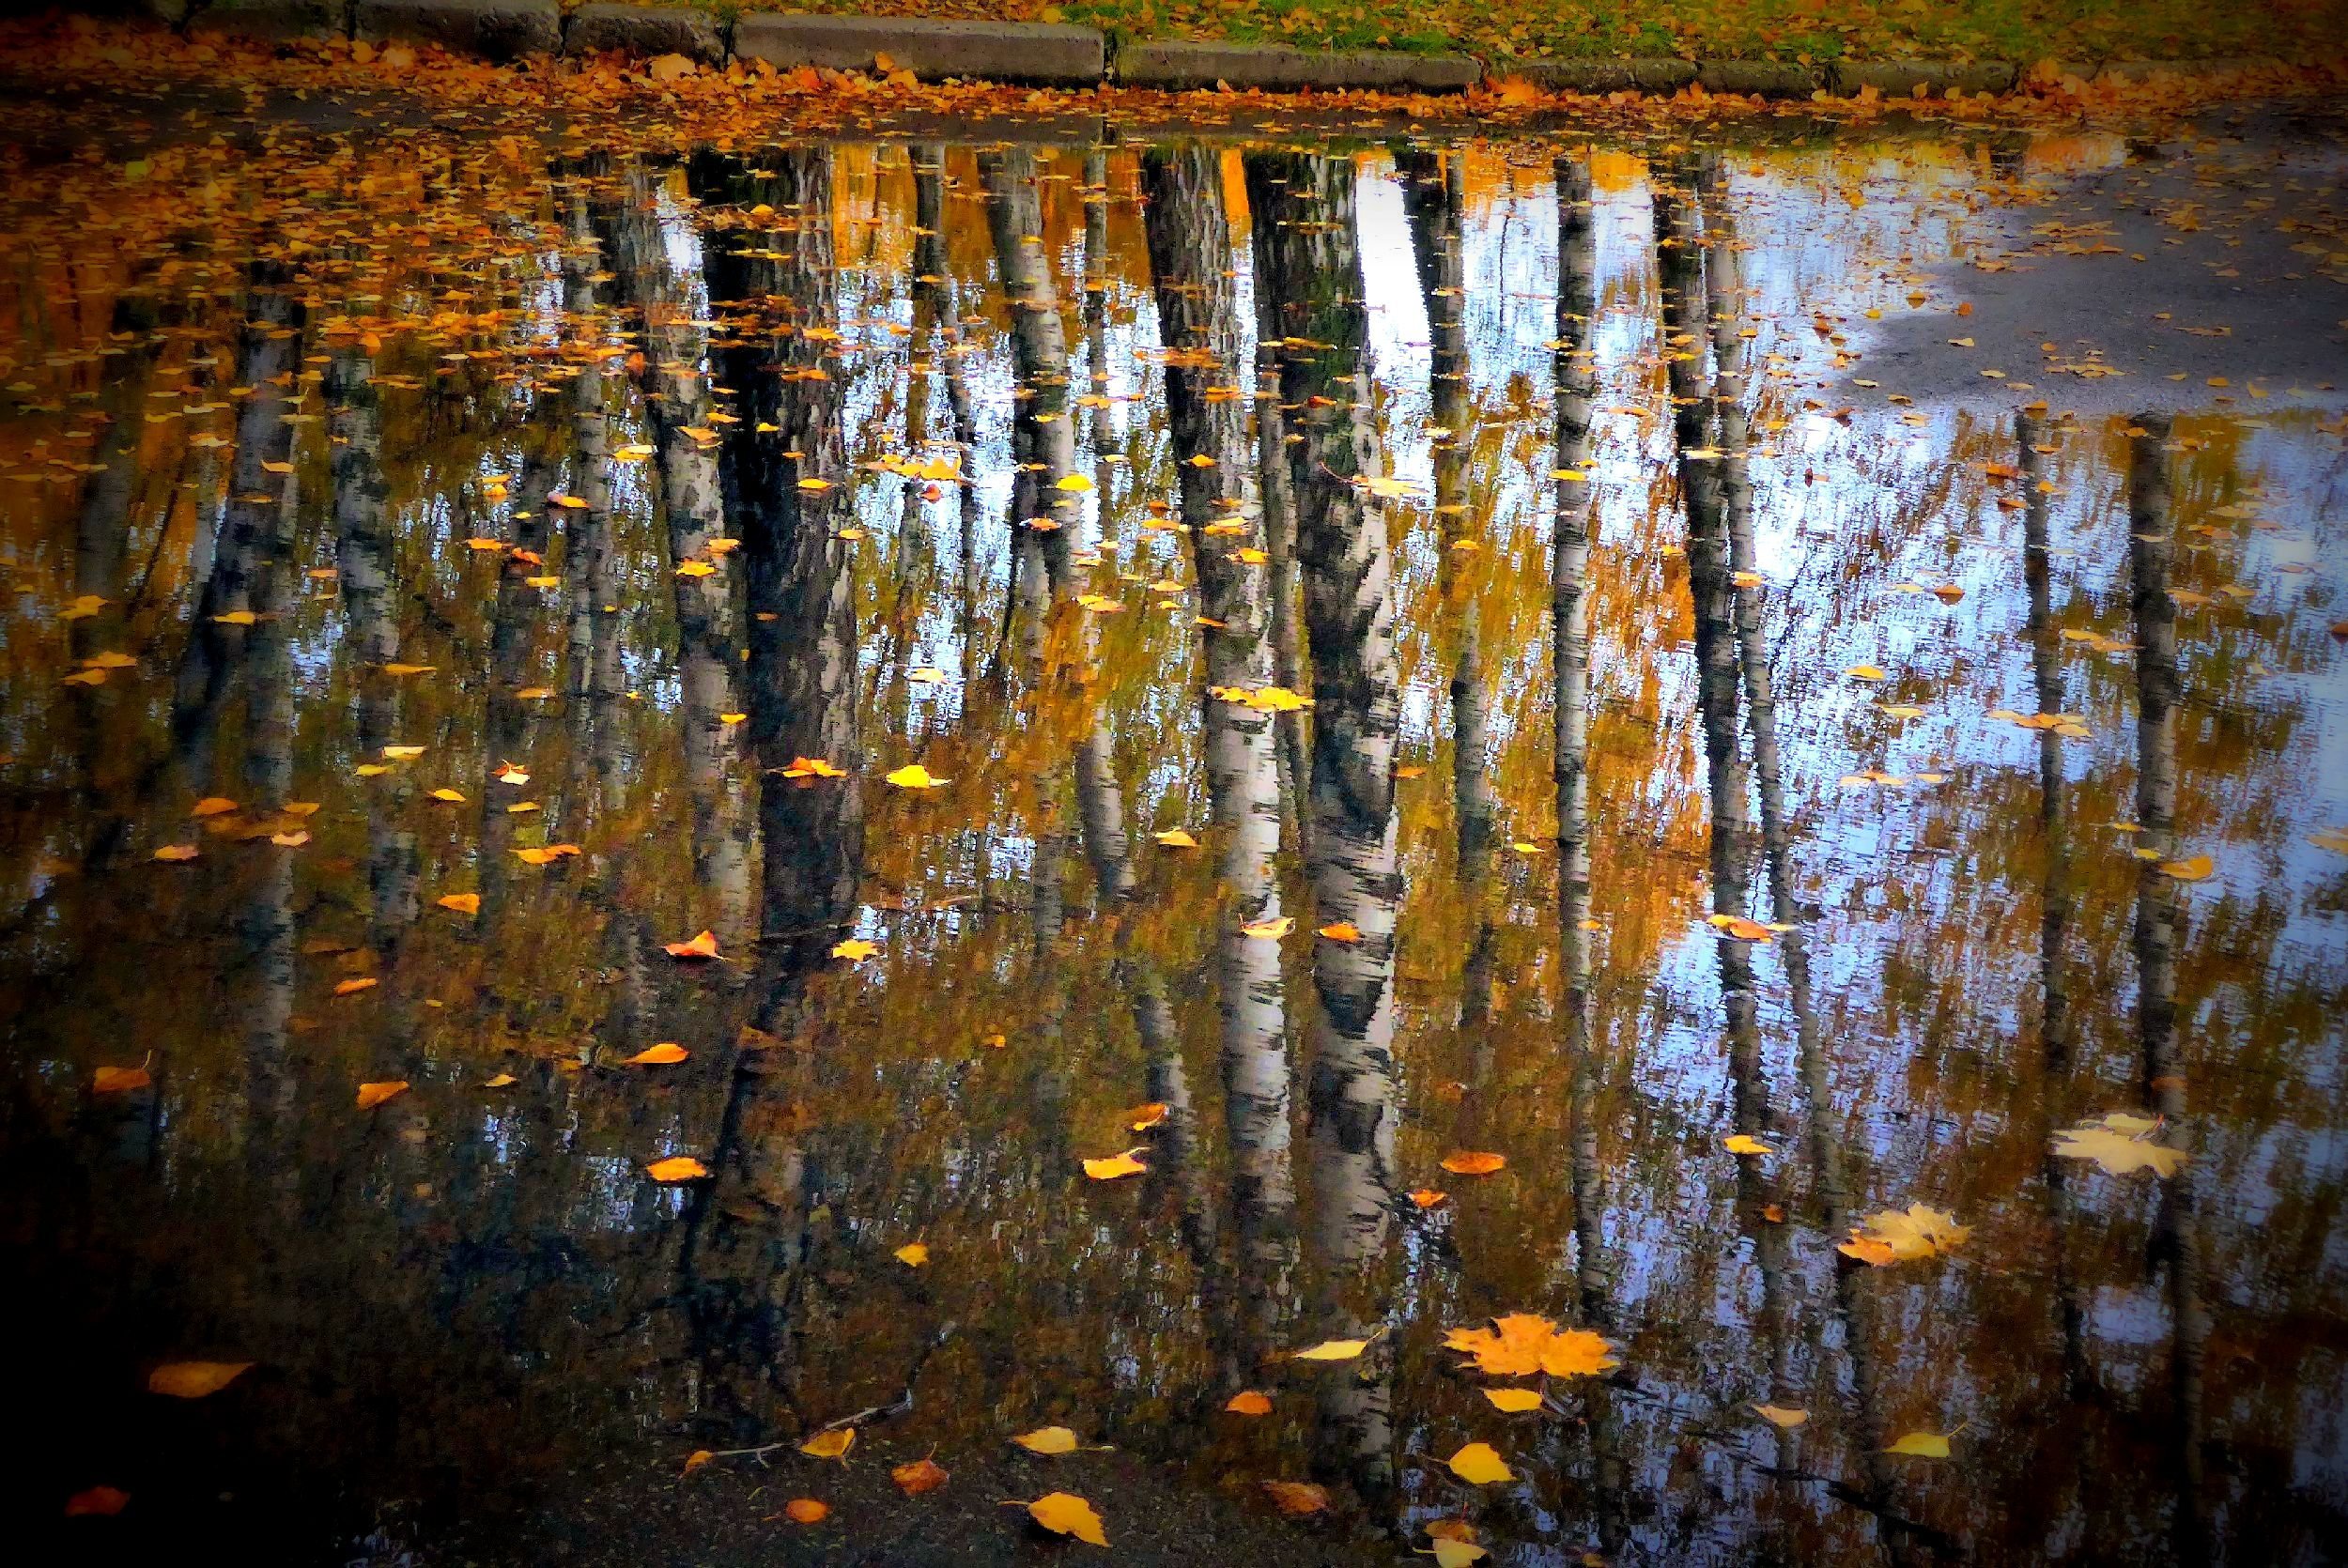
left=3, top=91, right=2344, bottom=1565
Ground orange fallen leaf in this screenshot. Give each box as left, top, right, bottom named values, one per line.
left=623, top=1043, right=688, bottom=1066
left=93, top=1065, right=151, bottom=1094
left=333, top=977, right=379, bottom=997
left=64, top=1484, right=130, bottom=1516
left=681, top=1450, right=714, bottom=1477
left=152, top=844, right=199, bottom=863
left=1225, top=1390, right=1273, bottom=1416
left=1317, top=921, right=1362, bottom=942
left=1441, top=1150, right=1506, bottom=1176
left=664, top=930, right=719, bottom=960
left=783, top=1498, right=828, bottom=1524
left=436, top=893, right=481, bottom=915
left=147, top=1360, right=252, bottom=1398
left=1261, top=1480, right=1330, bottom=1515
left=1082, top=1148, right=1148, bottom=1180
left=1444, top=1314, right=1618, bottom=1378
left=356, top=1080, right=408, bottom=1110
left=891, top=1457, right=950, bottom=1495
left=1409, top=1188, right=1449, bottom=1208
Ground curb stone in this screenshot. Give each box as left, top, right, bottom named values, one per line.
left=1831, top=59, right=2017, bottom=96
left=733, top=13, right=1104, bottom=85
left=564, top=0, right=723, bottom=64
left=354, top=0, right=560, bottom=59
left=1695, top=57, right=1825, bottom=97
left=1115, top=38, right=1480, bottom=93
left=1499, top=56, right=1694, bottom=93
left=187, top=0, right=349, bottom=39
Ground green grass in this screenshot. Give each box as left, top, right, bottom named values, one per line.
left=706, top=0, right=2348, bottom=64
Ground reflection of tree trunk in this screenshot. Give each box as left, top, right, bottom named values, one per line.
left=1142, top=144, right=1296, bottom=1381
left=1246, top=149, right=1400, bottom=1513
left=678, top=147, right=865, bottom=1439
left=328, top=347, right=420, bottom=947
left=1398, top=146, right=1496, bottom=1028
left=1551, top=153, right=1627, bottom=1558
left=1248, top=199, right=1310, bottom=854
left=911, top=147, right=986, bottom=684
left=558, top=192, right=627, bottom=829
left=608, top=162, right=749, bottom=937
left=1690, top=162, right=1799, bottom=1455
left=174, top=260, right=301, bottom=790
left=2125, top=414, right=2207, bottom=1561
left=981, top=148, right=1078, bottom=652
left=1082, top=146, right=1114, bottom=465
left=2018, top=412, right=2093, bottom=1402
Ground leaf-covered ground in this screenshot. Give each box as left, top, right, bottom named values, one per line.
left=711, top=0, right=2348, bottom=65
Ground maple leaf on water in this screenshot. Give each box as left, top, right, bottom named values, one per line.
left=1837, top=1203, right=1971, bottom=1267
left=2052, top=1112, right=2186, bottom=1177
left=1442, top=1313, right=1617, bottom=1378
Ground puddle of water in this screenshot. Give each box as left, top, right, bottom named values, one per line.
left=2, top=93, right=2345, bottom=1566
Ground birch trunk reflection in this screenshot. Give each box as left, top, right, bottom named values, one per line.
left=1246, top=149, right=1401, bottom=1509
left=1144, top=143, right=1296, bottom=1375
left=2124, top=413, right=2208, bottom=1562
left=681, top=148, right=865, bottom=1436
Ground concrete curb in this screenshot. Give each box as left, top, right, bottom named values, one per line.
left=353, top=0, right=560, bottom=61
left=564, top=0, right=723, bottom=63
left=188, top=0, right=347, bottom=39
left=734, top=13, right=1104, bottom=85
left=1831, top=58, right=2018, bottom=96
left=1115, top=38, right=1479, bottom=93
left=140, top=1, right=2336, bottom=102
left=1497, top=57, right=1696, bottom=94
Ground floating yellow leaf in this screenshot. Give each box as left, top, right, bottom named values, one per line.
left=1753, top=1404, right=1808, bottom=1427
left=646, top=1156, right=709, bottom=1182
left=675, top=560, right=717, bottom=577
left=1723, top=1134, right=1774, bottom=1156
left=1447, top=1442, right=1514, bottom=1485
left=1429, top=1539, right=1490, bottom=1568
left=1082, top=1149, right=1148, bottom=1181
left=428, top=787, right=466, bottom=803
left=1054, top=472, right=1094, bottom=493
left=333, top=977, right=379, bottom=997
left=664, top=930, right=719, bottom=960
left=1012, top=1425, right=1081, bottom=1454
left=1027, top=1491, right=1106, bottom=1546
left=1483, top=1387, right=1546, bottom=1413
left=800, top=1427, right=855, bottom=1461
left=886, top=763, right=949, bottom=789
left=1317, top=921, right=1362, bottom=942
left=781, top=756, right=847, bottom=779
left=891, top=1457, right=949, bottom=1495
left=381, top=745, right=425, bottom=761
left=831, top=938, right=879, bottom=961
left=436, top=893, right=480, bottom=915
left=1885, top=1430, right=1952, bottom=1458
left=1226, top=1390, right=1273, bottom=1416
left=1444, top=1314, right=1617, bottom=1378
left=382, top=663, right=436, bottom=677
left=2157, top=854, right=2214, bottom=882
left=147, top=1360, right=252, bottom=1399
left=624, top=1043, right=688, bottom=1066
left=355, top=1079, right=406, bottom=1109
left=1289, top=1334, right=1376, bottom=1362
left=211, top=609, right=258, bottom=626
left=152, top=844, right=199, bottom=862
left=191, top=796, right=238, bottom=819
left=1154, top=829, right=1198, bottom=848
left=1838, top=1204, right=1970, bottom=1267
left=1409, top=1188, right=1448, bottom=1208
left=895, top=1241, right=930, bottom=1268
left=2052, top=1114, right=2186, bottom=1177
left=1239, top=915, right=1292, bottom=940
left=1442, top=1150, right=1506, bottom=1176
left=1124, top=1101, right=1169, bottom=1130
left=483, top=1073, right=517, bottom=1088
left=1845, top=665, right=1887, bottom=681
